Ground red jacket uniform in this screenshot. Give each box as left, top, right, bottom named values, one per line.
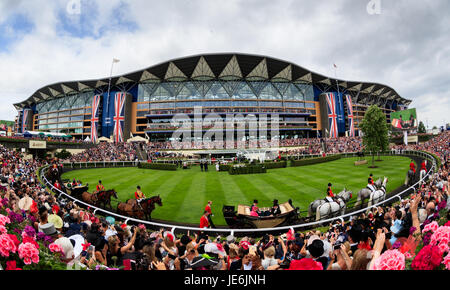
left=410, top=162, right=416, bottom=173
left=205, top=205, right=212, bottom=215
left=200, top=215, right=209, bottom=228
left=421, top=162, right=427, bottom=172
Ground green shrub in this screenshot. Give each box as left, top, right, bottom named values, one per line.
left=229, top=164, right=267, bottom=175
left=138, top=162, right=177, bottom=171
left=291, top=155, right=341, bottom=167
left=219, top=164, right=232, bottom=172
left=55, top=149, right=72, bottom=159
left=263, top=161, right=287, bottom=169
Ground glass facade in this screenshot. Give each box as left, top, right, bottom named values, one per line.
left=34, top=91, right=94, bottom=134
left=138, top=81, right=314, bottom=104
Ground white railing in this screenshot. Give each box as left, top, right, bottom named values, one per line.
left=45, top=150, right=437, bottom=236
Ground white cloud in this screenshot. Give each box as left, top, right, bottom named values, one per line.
left=0, top=0, right=448, bottom=128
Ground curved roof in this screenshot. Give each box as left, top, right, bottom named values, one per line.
left=14, top=53, right=411, bottom=109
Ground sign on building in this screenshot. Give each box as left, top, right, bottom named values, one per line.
left=29, top=140, right=47, bottom=149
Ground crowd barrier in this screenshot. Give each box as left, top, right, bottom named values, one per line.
left=43, top=150, right=437, bottom=236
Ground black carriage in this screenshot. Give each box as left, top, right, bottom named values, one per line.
left=223, top=202, right=299, bottom=229
left=64, top=182, right=89, bottom=199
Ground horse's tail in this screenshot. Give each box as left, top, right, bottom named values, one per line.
left=308, top=203, right=313, bottom=217
left=315, top=204, right=321, bottom=221
left=367, top=192, right=374, bottom=208
left=354, top=191, right=362, bottom=207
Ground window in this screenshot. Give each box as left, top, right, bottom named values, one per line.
left=259, top=83, right=282, bottom=100
left=204, top=82, right=228, bottom=99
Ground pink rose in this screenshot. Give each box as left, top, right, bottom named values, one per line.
left=423, top=221, right=439, bottom=233
left=372, top=250, right=406, bottom=270
left=0, top=225, right=6, bottom=234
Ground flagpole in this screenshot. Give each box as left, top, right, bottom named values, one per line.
left=105, top=58, right=119, bottom=135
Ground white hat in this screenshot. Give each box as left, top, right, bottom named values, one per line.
left=204, top=243, right=226, bottom=256
left=307, top=235, right=321, bottom=247
left=54, top=237, right=75, bottom=260
left=68, top=234, right=85, bottom=259
left=18, top=196, right=33, bottom=211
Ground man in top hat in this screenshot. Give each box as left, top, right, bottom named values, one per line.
left=271, top=199, right=281, bottom=216
left=367, top=174, right=376, bottom=193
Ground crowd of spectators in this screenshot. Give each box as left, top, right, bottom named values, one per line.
left=68, top=143, right=139, bottom=162
left=1, top=131, right=449, bottom=271
left=66, top=137, right=365, bottom=163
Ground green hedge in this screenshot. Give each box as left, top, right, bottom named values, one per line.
left=262, top=161, right=287, bottom=169
left=229, top=164, right=267, bottom=175
left=219, top=164, right=232, bottom=172
left=138, top=163, right=177, bottom=171
left=291, top=155, right=342, bottom=167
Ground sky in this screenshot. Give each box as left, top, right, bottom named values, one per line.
left=0, top=0, right=448, bottom=128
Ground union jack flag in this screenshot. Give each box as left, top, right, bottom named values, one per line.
left=345, top=95, right=355, bottom=137
left=22, top=109, right=30, bottom=133
left=91, top=95, right=101, bottom=143
left=326, top=93, right=338, bottom=138
left=113, top=92, right=126, bottom=143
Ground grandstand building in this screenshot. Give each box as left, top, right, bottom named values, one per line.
left=14, top=53, right=411, bottom=144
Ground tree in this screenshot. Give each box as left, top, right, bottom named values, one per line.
left=55, top=149, right=71, bottom=160
left=359, top=105, right=390, bottom=167
left=418, top=121, right=426, bottom=134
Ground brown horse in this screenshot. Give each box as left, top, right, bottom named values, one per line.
left=95, top=189, right=118, bottom=210
left=82, top=191, right=99, bottom=206
left=47, top=167, right=61, bottom=185
left=117, top=195, right=162, bottom=220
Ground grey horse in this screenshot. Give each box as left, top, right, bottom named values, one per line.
left=368, top=177, right=388, bottom=208
left=308, top=189, right=352, bottom=218
left=354, top=178, right=382, bottom=208
left=314, top=190, right=353, bottom=221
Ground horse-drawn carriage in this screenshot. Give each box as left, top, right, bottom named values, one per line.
left=64, top=182, right=89, bottom=199
left=223, top=202, right=299, bottom=229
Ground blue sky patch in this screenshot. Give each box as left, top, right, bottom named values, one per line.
left=56, top=0, right=138, bottom=39
left=0, top=13, right=34, bottom=52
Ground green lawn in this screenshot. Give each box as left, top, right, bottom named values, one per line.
left=62, top=156, right=410, bottom=226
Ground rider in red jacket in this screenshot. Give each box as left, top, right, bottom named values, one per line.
left=410, top=160, right=416, bottom=174
left=420, top=160, right=427, bottom=173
